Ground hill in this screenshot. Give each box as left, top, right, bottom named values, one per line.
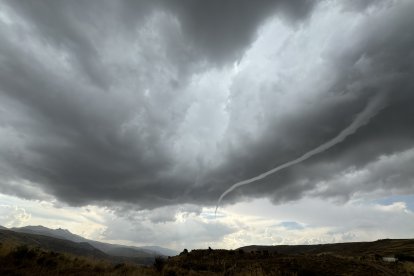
left=0, top=229, right=108, bottom=259
left=160, top=239, right=414, bottom=275
left=10, top=225, right=177, bottom=259
left=0, top=228, right=157, bottom=265
left=12, top=225, right=86, bottom=242
left=239, top=238, right=414, bottom=257
left=0, top=243, right=157, bottom=275
left=140, top=245, right=178, bottom=257
left=1, top=228, right=413, bottom=275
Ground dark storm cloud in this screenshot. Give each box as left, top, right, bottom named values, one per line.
left=162, top=0, right=317, bottom=64
left=210, top=0, right=414, bottom=205
left=341, top=0, right=389, bottom=11
left=0, top=0, right=413, bottom=210
left=5, top=0, right=317, bottom=71
left=3, top=0, right=115, bottom=88
left=0, top=0, right=315, bottom=207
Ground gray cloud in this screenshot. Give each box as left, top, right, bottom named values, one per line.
left=207, top=0, right=414, bottom=205
left=340, top=0, right=391, bottom=11
left=0, top=0, right=413, bottom=211
left=162, top=0, right=317, bottom=65
left=102, top=211, right=235, bottom=248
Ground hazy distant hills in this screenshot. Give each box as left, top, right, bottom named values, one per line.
left=1, top=225, right=177, bottom=265
left=10, top=225, right=177, bottom=257
left=140, top=245, right=178, bottom=257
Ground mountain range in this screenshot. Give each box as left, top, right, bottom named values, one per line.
left=1, top=225, right=413, bottom=274
left=0, top=225, right=177, bottom=265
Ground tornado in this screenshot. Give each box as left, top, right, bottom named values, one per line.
left=215, top=94, right=387, bottom=216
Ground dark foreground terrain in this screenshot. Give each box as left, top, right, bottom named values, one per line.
left=1, top=237, right=413, bottom=275
left=162, top=241, right=414, bottom=276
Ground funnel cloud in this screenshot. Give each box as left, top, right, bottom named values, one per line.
left=216, top=93, right=387, bottom=214
left=0, top=0, right=413, bottom=213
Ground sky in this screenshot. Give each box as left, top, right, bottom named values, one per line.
left=0, top=0, right=413, bottom=251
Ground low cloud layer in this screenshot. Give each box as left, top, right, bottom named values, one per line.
left=1, top=193, right=412, bottom=250
left=0, top=0, right=413, bottom=211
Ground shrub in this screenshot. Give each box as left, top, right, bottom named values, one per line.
left=11, top=245, right=36, bottom=260
left=165, top=270, right=177, bottom=276
left=44, top=259, right=58, bottom=268
left=114, top=263, right=125, bottom=269
left=396, top=253, right=414, bottom=262
left=154, top=256, right=166, bottom=272
left=179, top=248, right=189, bottom=256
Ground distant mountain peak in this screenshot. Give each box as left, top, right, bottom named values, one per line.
left=11, top=225, right=85, bottom=243
left=10, top=224, right=178, bottom=257
left=21, top=225, right=49, bottom=230
left=56, top=228, right=72, bottom=233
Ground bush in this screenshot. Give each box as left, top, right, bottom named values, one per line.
left=44, top=259, right=58, bottom=268
left=114, top=263, right=125, bottom=269
left=396, top=253, right=414, bottom=262
left=179, top=248, right=189, bottom=256
left=165, top=270, right=177, bottom=276
left=11, top=245, right=36, bottom=260
left=154, top=256, right=166, bottom=272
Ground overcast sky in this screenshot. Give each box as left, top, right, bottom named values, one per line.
left=0, top=0, right=413, bottom=250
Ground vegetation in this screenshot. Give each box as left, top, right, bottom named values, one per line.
left=0, top=242, right=157, bottom=275
left=161, top=247, right=414, bottom=275
left=1, top=238, right=414, bottom=275
left=0, top=228, right=156, bottom=265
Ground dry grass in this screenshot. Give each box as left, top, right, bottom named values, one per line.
left=402, top=262, right=414, bottom=275
left=2, top=239, right=414, bottom=275
left=0, top=242, right=158, bottom=275
left=160, top=248, right=414, bottom=276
